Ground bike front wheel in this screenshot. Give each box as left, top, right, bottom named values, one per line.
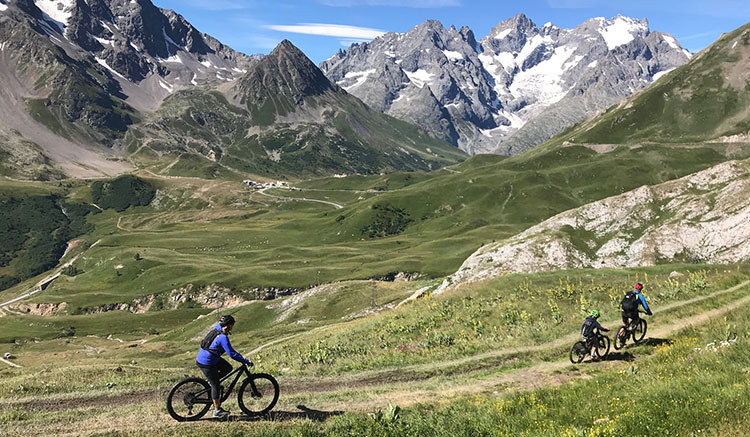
left=166, top=377, right=212, bottom=421
left=596, top=335, right=610, bottom=359
left=633, top=319, right=647, bottom=343
left=569, top=341, right=588, bottom=364
left=238, top=373, right=280, bottom=416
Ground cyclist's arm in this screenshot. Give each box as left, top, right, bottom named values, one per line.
left=594, top=320, right=610, bottom=331
left=218, top=335, right=252, bottom=364
left=638, top=294, right=652, bottom=314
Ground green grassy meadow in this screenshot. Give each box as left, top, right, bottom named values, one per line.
left=1, top=137, right=749, bottom=436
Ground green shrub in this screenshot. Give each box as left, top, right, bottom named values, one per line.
left=91, top=175, right=155, bottom=212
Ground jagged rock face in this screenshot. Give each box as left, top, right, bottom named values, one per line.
left=9, top=0, right=256, bottom=94
left=438, top=159, right=750, bottom=292
left=321, top=14, right=691, bottom=155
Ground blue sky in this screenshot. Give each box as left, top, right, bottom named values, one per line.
left=154, top=0, right=750, bottom=64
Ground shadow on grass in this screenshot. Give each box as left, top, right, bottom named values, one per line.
left=601, top=351, right=635, bottom=362
left=639, top=337, right=671, bottom=347
left=228, top=404, right=344, bottom=422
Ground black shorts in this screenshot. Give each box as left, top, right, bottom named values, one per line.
left=621, top=310, right=639, bottom=325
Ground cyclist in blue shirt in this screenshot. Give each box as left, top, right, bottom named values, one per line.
left=196, top=315, right=253, bottom=419
left=617, top=283, right=652, bottom=342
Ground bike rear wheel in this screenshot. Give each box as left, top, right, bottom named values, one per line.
left=569, top=341, right=588, bottom=364
left=238, top=373, right=279, bottom=416
left=166, top=377, right=212, bottom=421
left=633, top=319, right=647, bottom=343
left=596, top=335, right=610, bottom=359
left=614, top=327, right=627, bottom=350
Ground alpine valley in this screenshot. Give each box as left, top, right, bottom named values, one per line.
left=1, top=1, right=750, bottom=436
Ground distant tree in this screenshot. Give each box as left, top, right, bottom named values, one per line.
left=134, top=252, right=142, bottom=261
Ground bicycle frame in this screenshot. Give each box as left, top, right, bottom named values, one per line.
left=194, top=363, right=253, bottom=404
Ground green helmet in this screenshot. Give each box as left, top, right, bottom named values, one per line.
left=590, top=310, right=600, bottom=318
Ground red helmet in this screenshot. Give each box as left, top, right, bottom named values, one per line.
left=634, top=282, right=643, bottom=291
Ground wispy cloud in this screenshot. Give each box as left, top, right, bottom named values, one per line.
left=266, top=23, right=386, bottom=39
left=318, top=0, right=460, bottom=7
left=675, top=30, right=721, bottom=41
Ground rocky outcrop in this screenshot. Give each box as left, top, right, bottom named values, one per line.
left=77, top=282, right=307, bottom=314
left=438, top=160, right=750, bottom=292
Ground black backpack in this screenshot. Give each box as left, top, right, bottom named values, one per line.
left=621, top=291, right=638, bottom=311
left=200, top=329, right=221, bottom=355
left=581, top=316, right=596, bottom=337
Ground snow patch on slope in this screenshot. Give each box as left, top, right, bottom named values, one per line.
left=405, top=69, right=436, bottom=88
left=442, top=50, right=464, bottom=61
left=35, top=0, right=73, bottom=32
left=494, top=29, right=512, bottom=40
left=596, top=16, right=648, bottom=50
left=338, top=69, right=376, bottom=90
left=95, top=57, right=125, bottom=79
left=510, top=45, right=578, bottom=107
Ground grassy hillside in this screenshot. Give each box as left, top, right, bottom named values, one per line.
left=1, top=262, right=748, bottom=436
left=2, top=141, right=744, bottom=310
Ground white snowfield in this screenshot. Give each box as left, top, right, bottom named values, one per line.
left=34, top=0, right=73, bottom=31
left=438, top=160, right=750, bottom=293
left=596, top=15, right=648, bottom=50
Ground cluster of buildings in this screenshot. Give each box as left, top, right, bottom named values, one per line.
left=242, top=180, right=289, bottom=189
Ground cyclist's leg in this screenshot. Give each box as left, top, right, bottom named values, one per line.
left=197, top=363, right=221, bottom=408
left=586, top=336, right=597, bottom=358
left=618, top=311, right=629, bottom=336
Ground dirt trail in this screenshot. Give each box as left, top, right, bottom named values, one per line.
left=12, top=280, right=750, bottom=415
left=256, top=187, right=344, bottom=209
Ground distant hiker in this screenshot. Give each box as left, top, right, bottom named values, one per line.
left=619, top=282, right=652, bottom=332
left=196, top=314, right=253, bottom=419
left=581, top=310, right=610, bottom=361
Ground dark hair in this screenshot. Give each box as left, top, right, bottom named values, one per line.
left=219, top=315, right=235, bottom=327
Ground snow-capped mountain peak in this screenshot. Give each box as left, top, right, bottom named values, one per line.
left=321, top=15, right=692, bottom=156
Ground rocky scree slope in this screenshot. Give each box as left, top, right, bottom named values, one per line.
left=439, top=160, right=750, bottom=291
left=321, top=14, right=690, bottom=155
left=131, top=40, right=466, bottom=177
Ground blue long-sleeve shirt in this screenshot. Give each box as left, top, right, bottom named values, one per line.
left=634, top=290, right=651, bottom=313
left=196, top=323, right=250, bottom=366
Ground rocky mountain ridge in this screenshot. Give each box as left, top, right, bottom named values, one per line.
left=130, top=39, right=467, bottom=177
left=321, top=14, right=691, bottom=155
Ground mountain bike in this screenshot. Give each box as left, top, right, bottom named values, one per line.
left=166, top=362, right=279, bottom=421
left=569, top=328, right=610, bottom=364
left=614, top=311, right=648, bottom=350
